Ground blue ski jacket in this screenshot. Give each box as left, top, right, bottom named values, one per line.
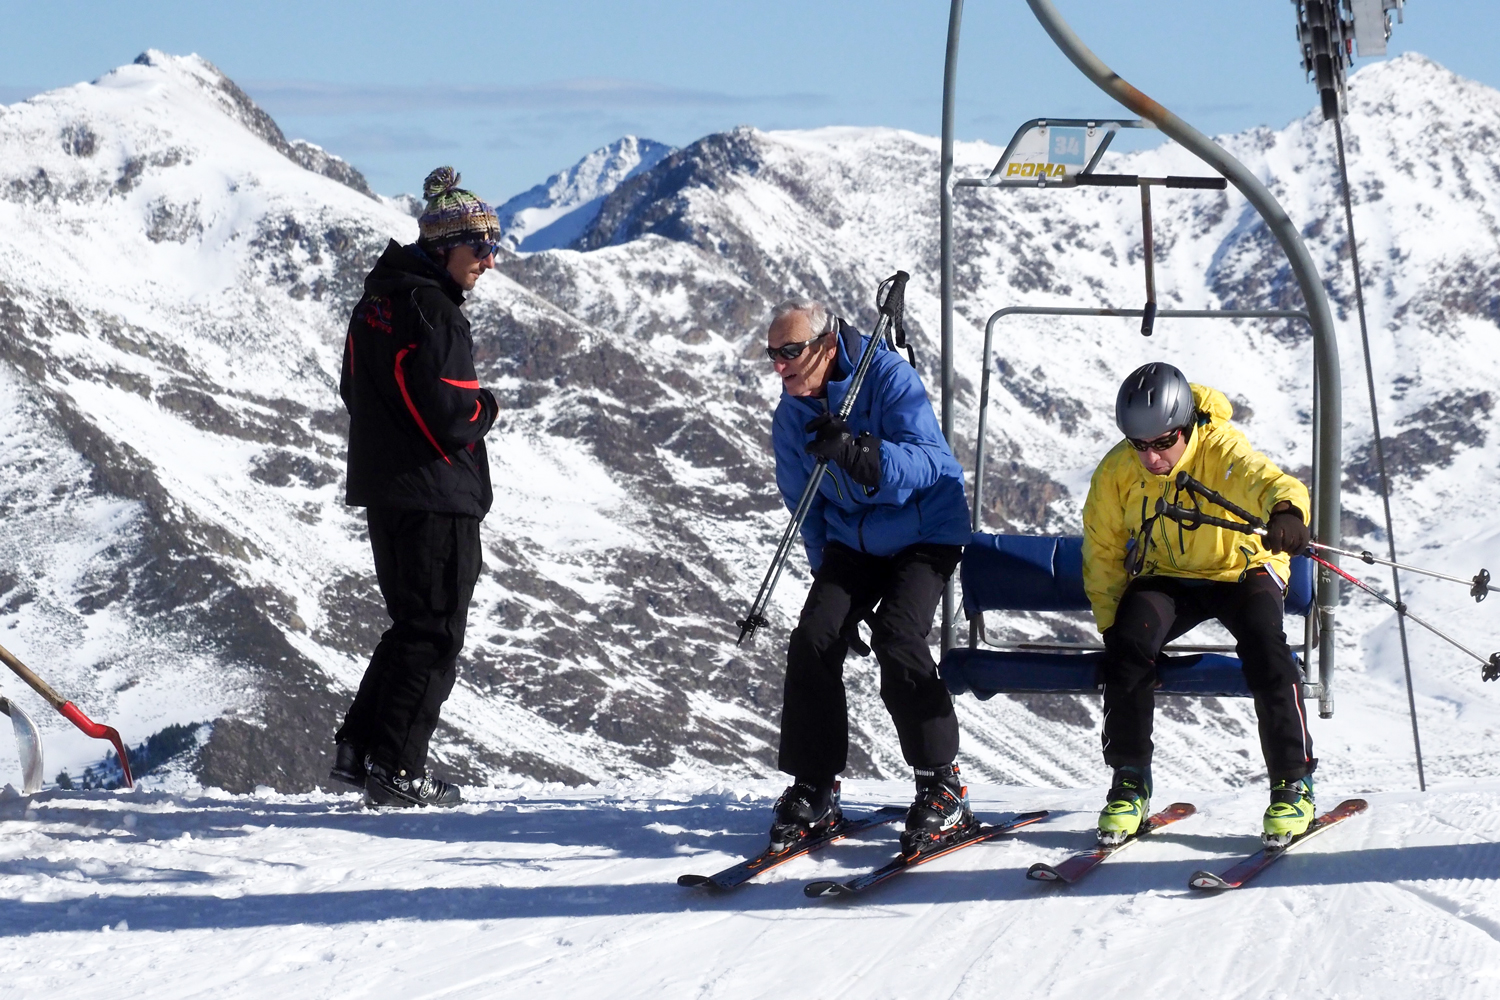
left=772, top=321, right=970, bottom=572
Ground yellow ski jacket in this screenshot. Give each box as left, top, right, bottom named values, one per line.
left=1081, top=384, right=1310, bottom=632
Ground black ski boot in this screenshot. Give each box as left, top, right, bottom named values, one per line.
left=328, top=742, right=366, bottom=789
left=768, top=780, right=842, bottom=853
left=364, top=759, right=462, bottom=809
left=901, top=763, right=975, bottom=855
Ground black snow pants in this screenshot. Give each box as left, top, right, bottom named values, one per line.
left=1100, top=567, right=1315, bottom=781
left=335, top=506, right=482, bottom=775
left=778, top=541, right=963, bottom=783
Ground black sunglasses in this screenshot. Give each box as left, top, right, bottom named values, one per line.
left=766, top=330, right=831, bottom=362
left=1128, top=428, right=1183, bottom=452
left=465, top=236, right=501, bottom=260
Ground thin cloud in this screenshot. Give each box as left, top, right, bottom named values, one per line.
left=304, top=126, right=461, bottom=154
left=244, top=78, right=828, bottom=115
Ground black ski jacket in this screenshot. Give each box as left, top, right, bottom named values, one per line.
left=340, top=240, right=498, bottom=517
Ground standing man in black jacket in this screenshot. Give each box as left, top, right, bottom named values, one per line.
left=330, top=167, right=501, bottom=807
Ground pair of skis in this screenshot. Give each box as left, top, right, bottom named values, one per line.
left=679, top=806, right=1050, bottom=897
left=679, top=798, right=1368, bottom=896
left=1029, top=798, right=1368, bottom=890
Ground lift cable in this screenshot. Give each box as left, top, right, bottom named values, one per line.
left=1331, top=111, right=1425, bottom=791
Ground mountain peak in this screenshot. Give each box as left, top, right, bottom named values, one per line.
left=497, top=135, right=674, bottom=251
left=102, top=50, right=375, bottom=198
left=1346, top=52, right=1500, bottom=122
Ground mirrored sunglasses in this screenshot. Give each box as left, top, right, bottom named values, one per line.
left=765, top=330, right=830, bottom=362
left=466, top=236, right=501, bottom=259
left=1128, top=428, right=1183, bottom=452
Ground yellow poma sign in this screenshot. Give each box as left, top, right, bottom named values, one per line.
left=1005, top=161, right=1069, bottom=179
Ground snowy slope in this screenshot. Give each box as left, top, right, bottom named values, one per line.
left=1, top=778, right=1497, bottom=999
left=0, top=50, right=1496, bottom=802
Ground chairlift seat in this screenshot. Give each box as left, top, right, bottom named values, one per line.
left=941, top=531, right=1314, bottom=698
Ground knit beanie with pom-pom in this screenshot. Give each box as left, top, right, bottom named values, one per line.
left=416, top=167, right=499, bottom=248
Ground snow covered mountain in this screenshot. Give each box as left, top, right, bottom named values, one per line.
left=0, top=50, right=1497, bottom=799
left=496, top=135, right=673, bottom=251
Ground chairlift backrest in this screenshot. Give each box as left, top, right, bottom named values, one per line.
left=961, top=532, right=1316, bottom=619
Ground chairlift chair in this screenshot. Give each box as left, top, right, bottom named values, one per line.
left=934, top=111, right=1341, bottom=718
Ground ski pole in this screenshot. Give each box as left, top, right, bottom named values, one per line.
left=0, top=642, right=134, bottom=787
left=1303, top=541, right=1491, bottom=602
left=1154, top=501, right=1500, bottom=683
left=1173, top=473, right=1493, bottom=600
left=1306, top=554, right=1500, bottom=683
left=736, top=271, right=909, bottom=645
left=1173, top=471, right=1266, bottom=530
left=1155, top=498, right=1265, bottom=536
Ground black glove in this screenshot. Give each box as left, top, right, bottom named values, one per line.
left=804, top=413, right=882, bottom=489
left=1262, top=507, right=1309, bottom=555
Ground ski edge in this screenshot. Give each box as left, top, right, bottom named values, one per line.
left=1186, top=798, right=1370, bottom=892
left=1026, top=802, right=1196, bottom=884
left=677, top=805, right=906, bottom=890
left=804, top=808, right=1050, bottom=899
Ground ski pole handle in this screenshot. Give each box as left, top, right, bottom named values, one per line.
left=1173, top=472, right=1265, bottom=530
left=1155, top=499, right=1264, bottom=536
left=834, top=271, right=908, bottom=423
left=0, top=642, right=66, bottom=710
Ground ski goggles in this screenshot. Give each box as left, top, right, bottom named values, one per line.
left=1128, top=427, right=1184, bottom=453
left=765, top=331, right=830, bottom=362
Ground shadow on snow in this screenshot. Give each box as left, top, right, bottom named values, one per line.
left=4, top=840, right=1497, bottom=936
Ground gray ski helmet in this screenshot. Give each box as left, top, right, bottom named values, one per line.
left=1115, top=363, right=1194, bottom=440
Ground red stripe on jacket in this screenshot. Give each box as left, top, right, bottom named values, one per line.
left=442, top=378, right=481, bottom=389
left=394, top=346, right=452, bottom=465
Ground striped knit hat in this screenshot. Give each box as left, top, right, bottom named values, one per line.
left=417, top=167, right=499, bottom=247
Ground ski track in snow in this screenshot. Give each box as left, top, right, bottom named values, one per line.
left=0, top=779, right=1497, bottom=999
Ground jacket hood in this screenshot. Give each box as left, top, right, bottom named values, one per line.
left=1191, top=383, right=1234, bottom=425
left=363, top=240, right=465, bottom=303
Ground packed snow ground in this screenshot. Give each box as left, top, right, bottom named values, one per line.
left=1, top=776, right=1497, bottom=999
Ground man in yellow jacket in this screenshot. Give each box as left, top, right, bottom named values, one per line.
left=1082, top=363, right=1315, bottom=848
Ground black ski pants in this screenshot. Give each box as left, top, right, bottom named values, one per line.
left=335, top=506, right=482, bottom=775
left=778, top=541, right=963, bottom=783
left=1101, top=568, right=1315, bottom=781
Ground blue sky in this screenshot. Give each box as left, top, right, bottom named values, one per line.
left=1, top=2, right=1494, bottom=203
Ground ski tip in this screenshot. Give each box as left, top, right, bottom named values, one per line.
left=1014, top=809, right=1050, bottom=822
left=1188, top=870, right=1233, bottom=890
left=676, top=874, right=712, bottom=888
left=1026, top=863, right=1061, bottom=882
left=1338, top=798, right=1370, bottom=814
left=803, top=880, right=848, bottom=899
left=1166, top=802, right=1197, bottom=816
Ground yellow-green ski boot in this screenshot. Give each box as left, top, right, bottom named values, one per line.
left=1097, top=767, right=1151, bottom=846
left=1263, top=777, right=1315, bottom=848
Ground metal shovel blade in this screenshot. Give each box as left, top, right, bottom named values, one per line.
left=0, top=697, right=44, bottom=794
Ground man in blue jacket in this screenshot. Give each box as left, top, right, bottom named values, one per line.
left=765, top=298, right=972, bottom=855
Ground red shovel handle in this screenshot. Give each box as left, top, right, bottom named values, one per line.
left=59, top=702, right=134, bottom=788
